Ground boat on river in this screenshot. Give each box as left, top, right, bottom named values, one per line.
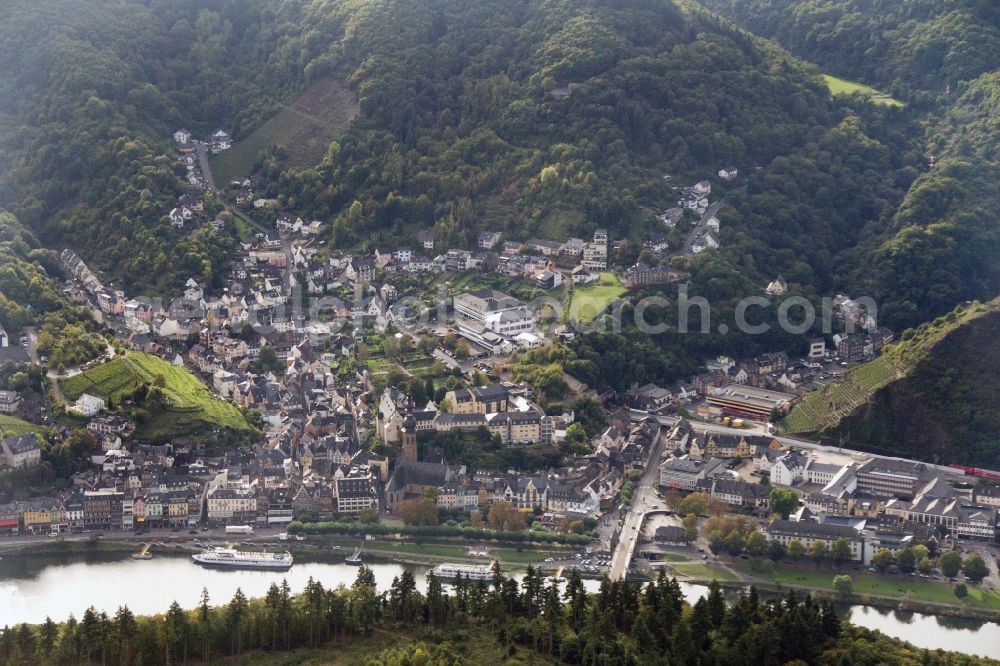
left=192, top=547, right=293, bottom=570
left=430, top=562, right=495, bottom=581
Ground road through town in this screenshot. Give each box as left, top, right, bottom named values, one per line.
left=608, top=425, right=669, bottom=579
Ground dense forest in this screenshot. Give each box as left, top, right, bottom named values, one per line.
left=0, top=566, right=993, bottom=666
left=699, top=0, right=1000, bottom=101
left=0, top=0, right=295, bottom=295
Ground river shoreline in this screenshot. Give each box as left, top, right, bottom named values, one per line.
left=2, top=548, right=999, bottom=657
left=5, top=538, right=1000, bottom=625
left=714, top=579, right=1000, bottom=624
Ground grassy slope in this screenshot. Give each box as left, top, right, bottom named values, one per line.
left=211, top=79, right=359, bottom=185
left=0, top=414, right=42, bottom=438
left=568, top=273, right=625, bottom=324
left=822, top=74, right=905, bottom=107
left=61, top=352, right=255, bottom=437
left=783, top=299, right=1000, bottom=434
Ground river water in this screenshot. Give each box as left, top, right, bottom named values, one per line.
left=0, top=553, right=998, bottom=658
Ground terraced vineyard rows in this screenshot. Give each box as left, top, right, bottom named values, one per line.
left=784, top=356, right=902, bottom=433
left=62, top=358, right=143, bottom=404
left=783, top=300, right=1000, bottom=434
left=60, top=352, right=256, bottom=437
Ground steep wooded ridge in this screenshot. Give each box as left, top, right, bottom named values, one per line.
left=694, top=0, right=1000, bottom=329
left=696, top=0, right=1000, bottom=461
left=0, top=0, right=303, bottom=294
left=698, top=0, right=1000, bottom=101
left=829, top=303, right=1000, bottom=467
left=782, top=299, right=1000, bottom=466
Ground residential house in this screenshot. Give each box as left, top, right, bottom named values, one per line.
left=626, top=383, right=672, bottom=412
left=534, top=270, right=562, bottom=290
left=571, top=265, right=598, bottom=285
left=417, top=229, right=435, bottom=250
left=770, top=452, right=807, bottom=486
left=765, top=276, right=787, bottom=296
left=0, top=390, right=20, bottom=414
left=73, top=394, right=106, bottom=417
left=478, top=231, right=502, bottom=249
left=1, top=433, right=40, bottom=470
left=691, top=231, right=719, bottom=254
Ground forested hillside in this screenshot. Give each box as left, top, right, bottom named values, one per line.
left=0, top=0, right=921, bottom=314
left=832, top=304, right=1000, bottom=466
left=0, top=0, right=304, bottom=295
left=2, top=0, right=1000, bottom=340
left=0, top=211, right=106, bottom=368
left=699, top=0, right=1000, bottom=101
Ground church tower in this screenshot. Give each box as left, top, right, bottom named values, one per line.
left=401, top=413, right=417, bottom=463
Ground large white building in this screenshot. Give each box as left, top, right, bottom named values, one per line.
left=73, top=393, right=106, bottom=417
left=453, top=289, right=534, bottom=347
left=770, top=452, right=806, bottom=486
left=764, top=519, right=866, bottom=562
left=454, top=289, right=525, bottom=324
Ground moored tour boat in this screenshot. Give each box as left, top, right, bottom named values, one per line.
left=429, top=562, right=496, bottom=581
left=191, top=546, right=293, bottom=570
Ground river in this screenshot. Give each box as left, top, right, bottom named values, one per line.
left=1, top=553, right=998, bottom=658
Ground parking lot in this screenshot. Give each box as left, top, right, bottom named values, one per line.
left=541, top=550, right=613, bottom=577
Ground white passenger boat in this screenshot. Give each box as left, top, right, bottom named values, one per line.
left=429, top=562, right=495, bottom=581
left=191, top=547, right=293, bottom=570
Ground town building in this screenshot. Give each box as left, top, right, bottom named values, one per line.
left=856, top=458, right=927, bottom=500
left=659, top=456, right=726, bottom=491
left=445, top=384, right=510, bottom=414
left=73, top=393, right=106, bottom=417
left=764, top=519, right=865, bottom=562
left=0, top=390, right=20, bottom=414
left=696, top=477, right=769, bottom=510
left=334, top=475, right=378, bottom=514
left=770, top=451, right=807, bottom=486
left=704, top=384, right=796, bottom=421
left=623, top=263, right=682, bottom=288
left=1, top=433, right=40, bottom=470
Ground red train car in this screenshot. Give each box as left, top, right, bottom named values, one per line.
left=948, top=464, right=1000, bottom=480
